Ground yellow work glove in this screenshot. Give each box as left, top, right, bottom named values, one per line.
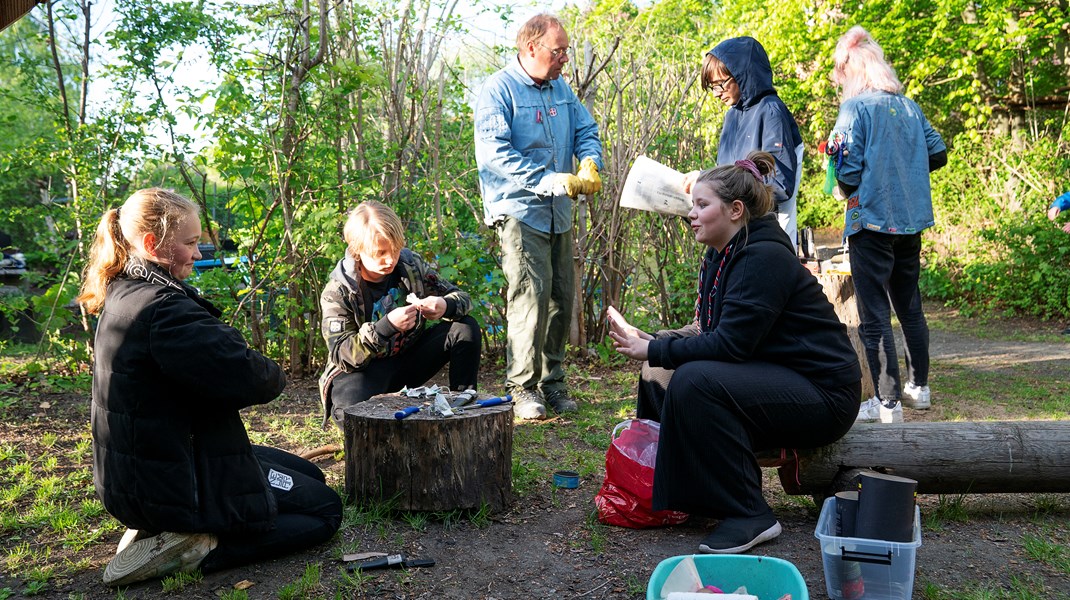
left=577, top=157, right=601, bottom=195
left=554, top=173, right=583, bottom=198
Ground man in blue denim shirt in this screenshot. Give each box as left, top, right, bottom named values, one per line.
left=475, top=13, right=604, bottom=420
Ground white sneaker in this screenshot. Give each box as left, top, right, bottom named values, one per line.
left=855, top=397, right=881, bottom=423
left=880, top=400, right=903, bottom=423
left=902, top=383, right=931, bottom=410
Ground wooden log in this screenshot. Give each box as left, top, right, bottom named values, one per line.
left=773, top=421, right=1070, bottom=497
left=343, top=393, right=513, bottom=512
left=816, top=271, right=874, bottom=399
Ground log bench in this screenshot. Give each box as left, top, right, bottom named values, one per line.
left=757, top=420, right=1070, bottom=498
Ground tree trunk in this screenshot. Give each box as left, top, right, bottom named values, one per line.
left=344, top=393, right=513, bottom=512
left=772, top=421, right=1070, bottom=497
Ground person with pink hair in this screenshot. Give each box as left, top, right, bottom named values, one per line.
left=826, top=26, right=947, bottom=423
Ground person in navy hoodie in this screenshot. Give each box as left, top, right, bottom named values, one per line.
left=683, top=36, right=803, bottom=250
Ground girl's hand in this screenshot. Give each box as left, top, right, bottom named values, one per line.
left=1049, top=206, right=1062, bottom=221
left=607, top=306, right=652, bottom=340
left=681, top=170, right=700, bottom=195
left=608, top=329, right=650, bottom=361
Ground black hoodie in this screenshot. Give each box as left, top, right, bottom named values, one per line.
left=647, top=216, right=860, bottom=388
left=710, top=37, right=803, bottom=207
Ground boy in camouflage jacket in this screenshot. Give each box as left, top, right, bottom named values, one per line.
left=318, top=201, right=481, bottom=428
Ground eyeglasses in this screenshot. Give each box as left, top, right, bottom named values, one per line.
left=708, top=76, right=734, bottom=93
left=537, top=41, right=570, bottom=60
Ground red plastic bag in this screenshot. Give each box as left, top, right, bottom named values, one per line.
left=594, top=419, right=689, bottom=528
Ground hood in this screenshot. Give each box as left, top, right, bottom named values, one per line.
left=728, top=213, right=793, bottom=255
left=709, top=36, right=775, bottom=110
left=330, top=256, right=364, bottom=293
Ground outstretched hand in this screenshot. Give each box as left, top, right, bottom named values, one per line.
left=681, top=170, right=699, bottom=195
left=606, top=306, right=652, bottom=361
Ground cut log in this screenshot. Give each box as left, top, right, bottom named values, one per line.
left=771, top=421, right=1070, bottom=497
left=343, top=393, right=513, bottom=512
left=816, top=271, right=873, bottom=399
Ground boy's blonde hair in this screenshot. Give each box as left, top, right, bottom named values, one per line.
left=78, top=188, right=200, bottom=315
left=343, top=201, right=405, bottom=259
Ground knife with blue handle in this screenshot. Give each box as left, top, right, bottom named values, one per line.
left=473, top=394, right=512, bottom=408
left=394, top=406, right=421, bottom=419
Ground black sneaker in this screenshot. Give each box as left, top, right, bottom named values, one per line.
left=698, top=516, right=782, bottom=554
left=544, top=389, right=577, bottom=414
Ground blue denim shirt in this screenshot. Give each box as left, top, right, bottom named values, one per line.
left=474, top=57, right=603, bottom=233
left=831, top=91, right=945, bottom=237
left=1053, top=190, right=1070, bottom=212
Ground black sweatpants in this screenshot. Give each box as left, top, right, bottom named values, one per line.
left=848, top=230, right=930, bottom=401
left=328, top=316, right=482, bottom=429
left=637, top=360, right=859, bottom=519
left=198, top=446, right=342, bottom=572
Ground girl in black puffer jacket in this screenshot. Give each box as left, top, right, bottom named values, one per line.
left=79, top=188, right=342, bottom=587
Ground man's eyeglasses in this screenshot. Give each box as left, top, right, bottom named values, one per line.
left=537, top=41, right=570, bottom=60
left=708, top=76, right=734, bottom=93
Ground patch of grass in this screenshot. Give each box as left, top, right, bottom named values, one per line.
left=161, top=568, right=203, bottom=592
left=624, top=572, right=646, bottom=595
left=468, top=502, right=492, bottom=528
left=334, top=566, right=374, bottom=596
left=926, top=362, right=1070, bottom=420
left=277, top=563, right=324, bottom=600
left=583, top=508, right=608, bottom=554
left=400, top=510, right=428, bottom=531
left=1022, top=532, right=1070, bottom=574
left=926, top=494, right=970, bottom=528
left=219, top=588, right=250, bottom=600
left=931, top=573, right=1054, bottom=600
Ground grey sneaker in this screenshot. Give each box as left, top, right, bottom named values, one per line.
left=544, top=389, right=577, bottom=414
left=511, top=388, right=546, bottom=420
left=103, top=531, right=217, bottom=587
left=115, top=528, right=157, bottom=555
left=902, top=382, right=931, bottom=410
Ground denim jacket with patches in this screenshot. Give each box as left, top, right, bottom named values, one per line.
left=474, top=57, right=603, bottom=233
left=831, top=91, right=945, bottom=237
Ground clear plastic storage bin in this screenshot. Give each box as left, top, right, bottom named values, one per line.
left=814, top=496, right=921, bottom=600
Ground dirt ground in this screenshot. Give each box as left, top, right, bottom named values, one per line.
left=7, top=305, right=1070, bottom=599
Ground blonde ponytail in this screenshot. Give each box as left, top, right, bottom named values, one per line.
left=77, top=188, right=200, bottom=315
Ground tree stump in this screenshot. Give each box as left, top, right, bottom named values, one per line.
left=343, top=393, right=513, bottom=512
left=817, top=271, right=874, bottom=399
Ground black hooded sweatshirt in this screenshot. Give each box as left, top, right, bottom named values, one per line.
left=646, top=215, right=860, bottom=388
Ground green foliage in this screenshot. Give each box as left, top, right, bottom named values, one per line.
left=922, top=133, right=1070, bottom=319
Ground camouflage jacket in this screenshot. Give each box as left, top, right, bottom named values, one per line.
left=317, top=249, right=472, bottom=417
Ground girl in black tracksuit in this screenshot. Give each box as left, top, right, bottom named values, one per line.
left=609, top=152, right=860, bottom=554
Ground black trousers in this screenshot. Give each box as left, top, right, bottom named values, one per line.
left=199, top=446, right=342, bottom=572
left=637, top=360, right=859, bottom=519
left=328, top=316, right=482, bottom=428
left=848, top=230, right=930, bottom=401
